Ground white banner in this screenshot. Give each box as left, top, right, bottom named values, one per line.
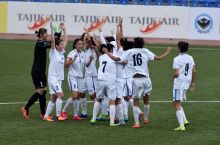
left=7, top=2, right=189, bottom=39
left=189, top=7, right=220, bottom=40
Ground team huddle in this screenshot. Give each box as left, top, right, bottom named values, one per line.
left=21, top=18, right=196, bottom=130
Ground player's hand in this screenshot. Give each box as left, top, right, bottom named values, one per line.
left=66, top=58, right=73, bottom=64
left=166, top=47, right=172, bottom=53
left=60, top=23, right=65, bottom=30
left=189, top=83, right=195, bottom=91
left=118, top=17, right=122, bottom=26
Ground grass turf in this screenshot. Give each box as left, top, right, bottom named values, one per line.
left=0, top=39, right=220, bottom=145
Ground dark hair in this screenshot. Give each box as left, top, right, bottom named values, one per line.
left=134, top=37, right=144, bottom=48
left=120, top=38, right=134, bottom=51
left=54, top=32, right=62, bottom=40
left=178, top=41, right=189, bottom=53
left=35, top=28, right=47, bottom=38
left=99, top=43, right=114, bottom=54
left=73, top=38, right=82, bottom=50
left=55, top=38, right=63, bottom=46
left=105, top=36, right=115, bottom=43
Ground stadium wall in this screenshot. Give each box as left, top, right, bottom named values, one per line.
left=1, top=1, right=220, bottom=41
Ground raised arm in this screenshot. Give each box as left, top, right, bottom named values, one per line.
left=50, top=22, right=55, bottom=49
left=116, top=17, right=123, bottom=49
left=154, top=47, right=172, bottom=60
left=60, top=23, right=68, bottom=49
left=102, top=47, right=120, bottom=61
left=99, top=28, right=107, bottom=45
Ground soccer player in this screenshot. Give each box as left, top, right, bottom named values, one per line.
left=172, top=41, right=196, bottom=131
left=43, top=22, right=68, bottom=122
left=21, top=28, right=51, bottom=119
left=90, top=44, right=119, bottom=126
left=107, top=37, right=172, bottom=128
left=61, top=38, right=86, bottom=120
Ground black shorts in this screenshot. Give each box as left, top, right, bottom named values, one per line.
left=32, top=73, right=47, bottom=89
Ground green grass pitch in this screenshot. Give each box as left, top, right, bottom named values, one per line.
left=0, top=39, right=220, bottom=145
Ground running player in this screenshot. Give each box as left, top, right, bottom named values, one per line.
left=43, top=22, right=68, bottom=122
left=172, top=41, right=196, bottom=131
left=61, top=38, right=86, bottom=120
left=21, top=28, right=51, bottom=119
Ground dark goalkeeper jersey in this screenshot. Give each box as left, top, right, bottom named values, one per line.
left=31, top=40, right=51, bottom=76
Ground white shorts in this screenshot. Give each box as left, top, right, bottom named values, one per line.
left=85, top=76, right=97, bottom=95
left=48, top=79, right=63, bottom=95
left=123, top=77, right=133, bottom=97
left=173, top=89, right=187, bottom=102
left=97, top=80, right=116, bottom=100
left=116, top=78, right=124, bottom=99
left=67, top=75, right=86, bottom=93
left=132, top=77, right=152, bottom=98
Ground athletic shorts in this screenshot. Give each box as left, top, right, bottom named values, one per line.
left=48, top=79, right=63, bottom=95
left=116, top=78, right=124, bottom=99
left=132, top=77, right=152, bottom=98
left=97, top=80, right=116, bottom=100
left=123, top=77, right=133, bottom=97
left=67, top=75, right=86, bottom=93
left=85, top=76, right=97, bottom=95
left=32, top=73, right=47, bottom=89
left=173, top=89, right=187, bottom=102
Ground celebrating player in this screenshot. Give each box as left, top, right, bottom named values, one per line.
left=21, top=27, right=51, bottom=119
left=43, top=22, right=68, bottom=122
left=172, top=41, right=196, bottom=131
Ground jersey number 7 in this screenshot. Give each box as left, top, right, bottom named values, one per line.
left=102, top=61, right=107, bottom=73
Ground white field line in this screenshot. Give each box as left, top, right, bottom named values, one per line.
left=152, top=46, right=220, bottom=51
left=0, top=100, right=220, bottom=105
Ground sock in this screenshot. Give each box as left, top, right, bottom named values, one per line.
left=109, top=105, right=116, bottom=124
left=80, top=98, right=87, bottom=115
left=25, top=92, right=40, bottom=110
left=176, top=110, right=184, bottom=127
left=39, top=91, right=46, bottom=115
left=56, top=98, right=63, bottom=117
left=144, top=104, right=150, bottom=120
left=129, top=99, right=134, bottom=107
left=101, top=98, right=109, bottom=115
left=181, top=106, right=186, bottom=121
left=73, top=99, right=80, bottom=117
left=92, top=101, right=101, bottom=120
left=62, top=97, right=73, bottom=112
left=121, top=98, right=128, bottom=117
left=133, top=106, right=140, bottom=125
left=44, top=101, right=55, bottom=118
left=116, top=104, right=123, bottom=121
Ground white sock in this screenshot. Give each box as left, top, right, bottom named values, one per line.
left=80, top=98, right=87, bottom=115
left=129, top=99, right=134, bottom=107
left=116, top=104, right=123, bottom=121
left=121, top=98, right=128, bottom=117
left=176, top=110, right=184, bottom=127
left=144, top=104, right=150, bottom=120
left=109, top=105, right=116, bottom=124
left=56, top=98, right=63, bottom=117
left=181, top=106, right=186, bottom=121
left=62, top=97, right=73, bottom=112
left=133, top=106, right=140, bottom=125
left=92, top=101, right=101, bottom=120
left=101, top=98, right=109, bottom=115
left=44, top=101, right=55, bottom=118
left=73, top=99, right=80, bottom=117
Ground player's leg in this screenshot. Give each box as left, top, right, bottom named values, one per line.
left=38, top=74, right=47, bottom=118
left=79, top=78, right=88, bottom=118
left=143, top=95, right=150, bottom=125
left=173, top=89, right=185, bottom=131
left=44, top=94, right=57, bottom=122
left=87, top=76, right=97, bottom=100
left=55, top=81, right=65, bottom=121
left=181, top=90, right=189, bottom=126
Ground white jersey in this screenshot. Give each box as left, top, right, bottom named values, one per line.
left=120, top=48, right=155, bottom=77
left=67, top=49, right=86, bottom=78
left=114, top=48, right=127, bottom=78
left=48, top=49, right=65, bottom=81
left=85, top=48, right=97, bottom=77
left=173, top=53, right=195, bottom=89
left=98, top=54, right=116, bottom=81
